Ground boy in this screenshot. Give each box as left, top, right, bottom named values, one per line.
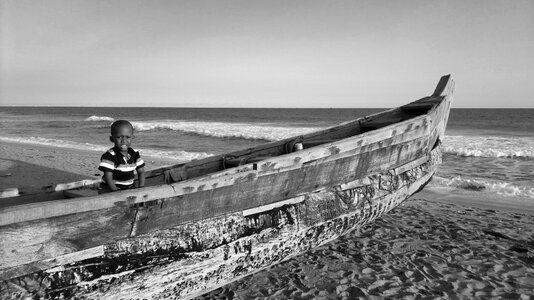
left=98, top=120, right=146, bottom=192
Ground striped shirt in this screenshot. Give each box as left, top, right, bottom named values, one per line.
left=98, top=147, right=145, bottom=189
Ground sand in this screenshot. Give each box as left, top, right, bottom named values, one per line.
left=1, top=140, right=533, bottom=299
left=200, top=199, right=534, bottom=299
left=0, top=141, right=177, bottom=194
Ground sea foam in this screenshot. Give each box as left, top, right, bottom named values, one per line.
left=0, top=136, right=211, bottom=162
left=430, top=175, right=534, bottom=199
left=85, top=115, right=115, bottom=122
left=131, top=121, right=319, bottom=141
left=128, top=121, right=534, bottom=159
left=131, top=121, right=534, bottom=160
left=442, top=136, right=534, bottom=159
left=0, top=136, right=108, bottom=152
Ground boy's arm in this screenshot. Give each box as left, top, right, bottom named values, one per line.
left=137, top=167, right=146, bottom=188
left=103, top=171, right=119, bottom=192
left=99, top=152, right=117, bottom=191
left=134, top=151, right=146, bottom=188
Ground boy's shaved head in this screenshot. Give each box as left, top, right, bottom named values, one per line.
left=110, top=120, right=134, bottom=135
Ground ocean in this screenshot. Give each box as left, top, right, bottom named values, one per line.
left=1, top=107, right=533, bottom=200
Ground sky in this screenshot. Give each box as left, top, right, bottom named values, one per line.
left=1, top=0, right=533, bottom=108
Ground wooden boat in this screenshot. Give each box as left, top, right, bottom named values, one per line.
left=0, top=75, right=454, bottom=299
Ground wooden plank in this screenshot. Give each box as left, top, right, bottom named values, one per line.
left=0, top=246, right=104, bottom=281
left=137, top=106, right=404, bottom=184
left=339, top=177, right=372, bottom=191
left=425, top=75, right=454, bottom=151
left=432, top=74, right=451, bottom=97
left=215, top=115, right=431, bottom=179
left=0, top=205, right=135, bottom=271
left=131, top=135, right=429, bottom=237
left=54, top=179, right=101, bottom=192
left=176, top=124, right=429, bottom=196
left=139, top=113, right=360, bottom=182
left=242, top=196, right=305, bottom=217
left=301, top=121, right=430, bottom=169
left=393, top=155, right=429, bottom=175
left=0, top=185, right=175, bottom=226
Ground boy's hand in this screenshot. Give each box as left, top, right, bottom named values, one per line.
left=137, top=167, right=146, bottom=188
left=103, top=171, right=118, bottom=192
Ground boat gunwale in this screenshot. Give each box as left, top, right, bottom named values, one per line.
left=140, top=105, right=401, bottom=177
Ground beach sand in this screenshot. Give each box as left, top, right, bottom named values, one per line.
left=200, top=198, right=534, bottom=299
left=1, top=141, right=533, bottom=299
left=0, top=141, right=177, bottom=195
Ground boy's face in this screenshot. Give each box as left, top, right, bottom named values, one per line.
left=110, top=125, right=134, bottom=152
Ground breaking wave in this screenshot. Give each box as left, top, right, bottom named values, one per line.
left=128, top=122, right=534, bottom=158
left=429, top=175, right=534, bottom=199
left=85, top=115, right=115, bottom=122
left=131, top=121, right=320, bottom=141
left=442, top=136, right=534, bottom=159
left=0, top=136, right=211, bottom=162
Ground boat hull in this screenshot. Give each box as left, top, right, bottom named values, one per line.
left=80, top=147, right=443, bottom=299
left=1, top=146, right=442, bottom=299
left=0, top=75, right=454, bottom=299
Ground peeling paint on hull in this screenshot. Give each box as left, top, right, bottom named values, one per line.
left=1, top=148, right=441, bottom=299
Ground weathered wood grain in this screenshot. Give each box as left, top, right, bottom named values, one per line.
left=0, top=246, right=104, bottom=281
left=0, top=205, right=135, bottom=271
left=26, top=146, right=442, bottom=299
left=0, top=75, right=454, bottom=287
left=0, top=130, right=433, bottom=280
left=129, top=136, right=430, bottom=237
left=53, top=179, right=101, bottom=192
left=242, top=195, right=305, bottom=217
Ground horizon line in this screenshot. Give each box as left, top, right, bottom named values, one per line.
left=1, top=105, right=533, bottom=110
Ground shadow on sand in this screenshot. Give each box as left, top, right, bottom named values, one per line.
left=0, top=158, right=91, bottom=207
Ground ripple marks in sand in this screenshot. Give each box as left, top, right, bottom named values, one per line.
left=198, top=199, right=534, bottom=299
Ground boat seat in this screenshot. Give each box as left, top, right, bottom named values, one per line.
left=63, top=189, right=99, bottom=199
